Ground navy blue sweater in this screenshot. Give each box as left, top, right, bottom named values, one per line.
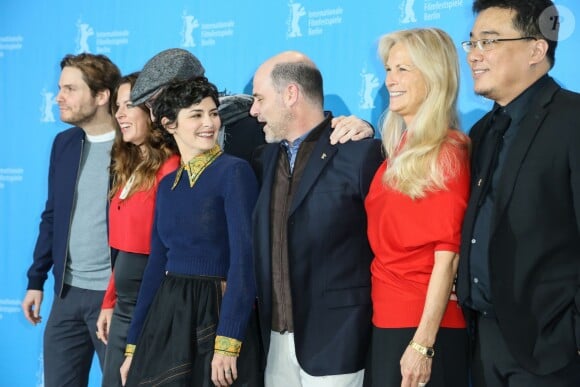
left=127, top=154, right=258, bottom=344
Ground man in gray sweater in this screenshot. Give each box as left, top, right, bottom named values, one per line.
left=22, top=53, right=120, bottom=387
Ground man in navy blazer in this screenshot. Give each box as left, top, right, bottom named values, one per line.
left=21, top=53, right=120, bottom=387
left=456, top=1, right=580, bottom=385
left=249, top=51, right=383, bottom=387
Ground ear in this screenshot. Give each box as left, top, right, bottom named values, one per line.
left=161, top=117, right=177, bottom=133
left=95, top=89, right=110, bottom=107
left=285, top=83, right=299, bottom=106
left=529, top=38, right=548, bottom=65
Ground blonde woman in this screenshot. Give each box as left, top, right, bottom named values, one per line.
left=365, top=28, right=470, bottom=387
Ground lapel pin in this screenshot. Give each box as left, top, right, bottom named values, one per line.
left=321, top=153, right=327, bottom=160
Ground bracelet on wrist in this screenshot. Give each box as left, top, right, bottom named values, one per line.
left=124, top=344, right=136, bottom=357
left=214, top=335, right=242, bottom=357
left=409, top=340, right=435, bottom=358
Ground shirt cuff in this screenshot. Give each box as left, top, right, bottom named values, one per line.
left=124, top=344, right=136, bottom=356
left=214, top=335, right=242, bottom=357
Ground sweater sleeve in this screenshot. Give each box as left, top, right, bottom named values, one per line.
left=125, top=190, right=169, bottom=345
left=101, top=272, right=116, bottom=309
left=215, top=161, right=258, bottom=341
left=27, top=135, right=59, bottom=290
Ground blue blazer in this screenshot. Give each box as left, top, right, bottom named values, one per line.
left=457, top=76, right=580, bottom=374
left=27, top=127, right=114, bottom=296
left=252, top=119, right=384, bottom=376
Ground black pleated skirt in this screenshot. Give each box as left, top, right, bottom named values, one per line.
left=126, top=273, right=262, bottom=387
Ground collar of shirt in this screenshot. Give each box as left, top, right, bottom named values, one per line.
left=172, top=144, right=223, bottom=189
left=280, top=129, right=312, bottom=173
left=496, top=74, right=550, bottom=131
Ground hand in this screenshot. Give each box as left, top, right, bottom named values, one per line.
left=120, top=355, right=133, bottom=386
left=96, top=308, right=113, bottom=344
left=211, top=353, right=238, bottom=386
left=330, top=115, right=374, bottom=145
left=21, top=290, right=43, bottom=325
left=400, top=344, right=431, bottom=387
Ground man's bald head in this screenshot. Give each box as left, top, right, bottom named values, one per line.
left=268, top=50, right=317, bottom=67
left=256, top=50, right=323, bottom=108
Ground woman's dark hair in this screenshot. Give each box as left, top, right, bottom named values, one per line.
left=152, top=76, right=220, bottom=144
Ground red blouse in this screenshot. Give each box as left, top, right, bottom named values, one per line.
left=102, top=154, right=180, bottom=308
left=365, top=132, right=470, bottom=328
left=108, top=154, right=180, bottom=253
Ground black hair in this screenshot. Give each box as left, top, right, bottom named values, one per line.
left=472, top=0, right=557, bottom=68
left=152, top=76, right=220, bottom=146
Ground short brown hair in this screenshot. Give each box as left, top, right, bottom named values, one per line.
left=60, top=53, right=121, bottom=98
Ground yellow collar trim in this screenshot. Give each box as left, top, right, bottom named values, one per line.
left=172, top=144, right=223, bottom=189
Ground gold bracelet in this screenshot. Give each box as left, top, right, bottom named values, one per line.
left=124, top=344, right=136, bottom=357
left=409, top=340, right=435, bottom=358
left=214, top=335, right=242, bottom=357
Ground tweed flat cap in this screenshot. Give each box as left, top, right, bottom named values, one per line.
left=131, top=48, right=205, bottom=105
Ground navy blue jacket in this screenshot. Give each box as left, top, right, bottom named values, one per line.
left=252, top=117, right=384, bottom=376
left=27, top=127, right=113, bottom=297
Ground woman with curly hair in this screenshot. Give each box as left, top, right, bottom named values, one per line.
left=120, top=77, right=259, bottom=387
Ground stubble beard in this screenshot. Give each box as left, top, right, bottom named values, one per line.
left=60, top=107, right=98, bottom=128
left=264, top=124, right=287, bottom=143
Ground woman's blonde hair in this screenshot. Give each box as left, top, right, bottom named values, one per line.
left=379, top=28, right=465, bottom=199
left=109, top=73, right=177, bottom=199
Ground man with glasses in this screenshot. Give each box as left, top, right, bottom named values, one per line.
left=456, top=0, right=580, bottom=386
left=461, top=36, right=537, bottom=52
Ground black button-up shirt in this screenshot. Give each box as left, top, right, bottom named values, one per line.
left=466, top=76, right=549, bottom=315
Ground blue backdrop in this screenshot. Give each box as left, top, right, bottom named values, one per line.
left=1, top=1, right=578, bottom=385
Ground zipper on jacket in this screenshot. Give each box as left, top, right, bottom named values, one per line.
left=59, top=138, right=84, bottom=297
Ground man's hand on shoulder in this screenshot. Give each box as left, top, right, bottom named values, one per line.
left=330, top=115, right=374, bottom=145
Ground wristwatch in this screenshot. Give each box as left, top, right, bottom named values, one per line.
left=409, top=340, right=435, bottom=358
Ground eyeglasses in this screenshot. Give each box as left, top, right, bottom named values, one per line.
left=461, top=37, right=537, bottom=53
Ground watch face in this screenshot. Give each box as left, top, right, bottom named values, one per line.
left=409, top=340, right=435, bottom=358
